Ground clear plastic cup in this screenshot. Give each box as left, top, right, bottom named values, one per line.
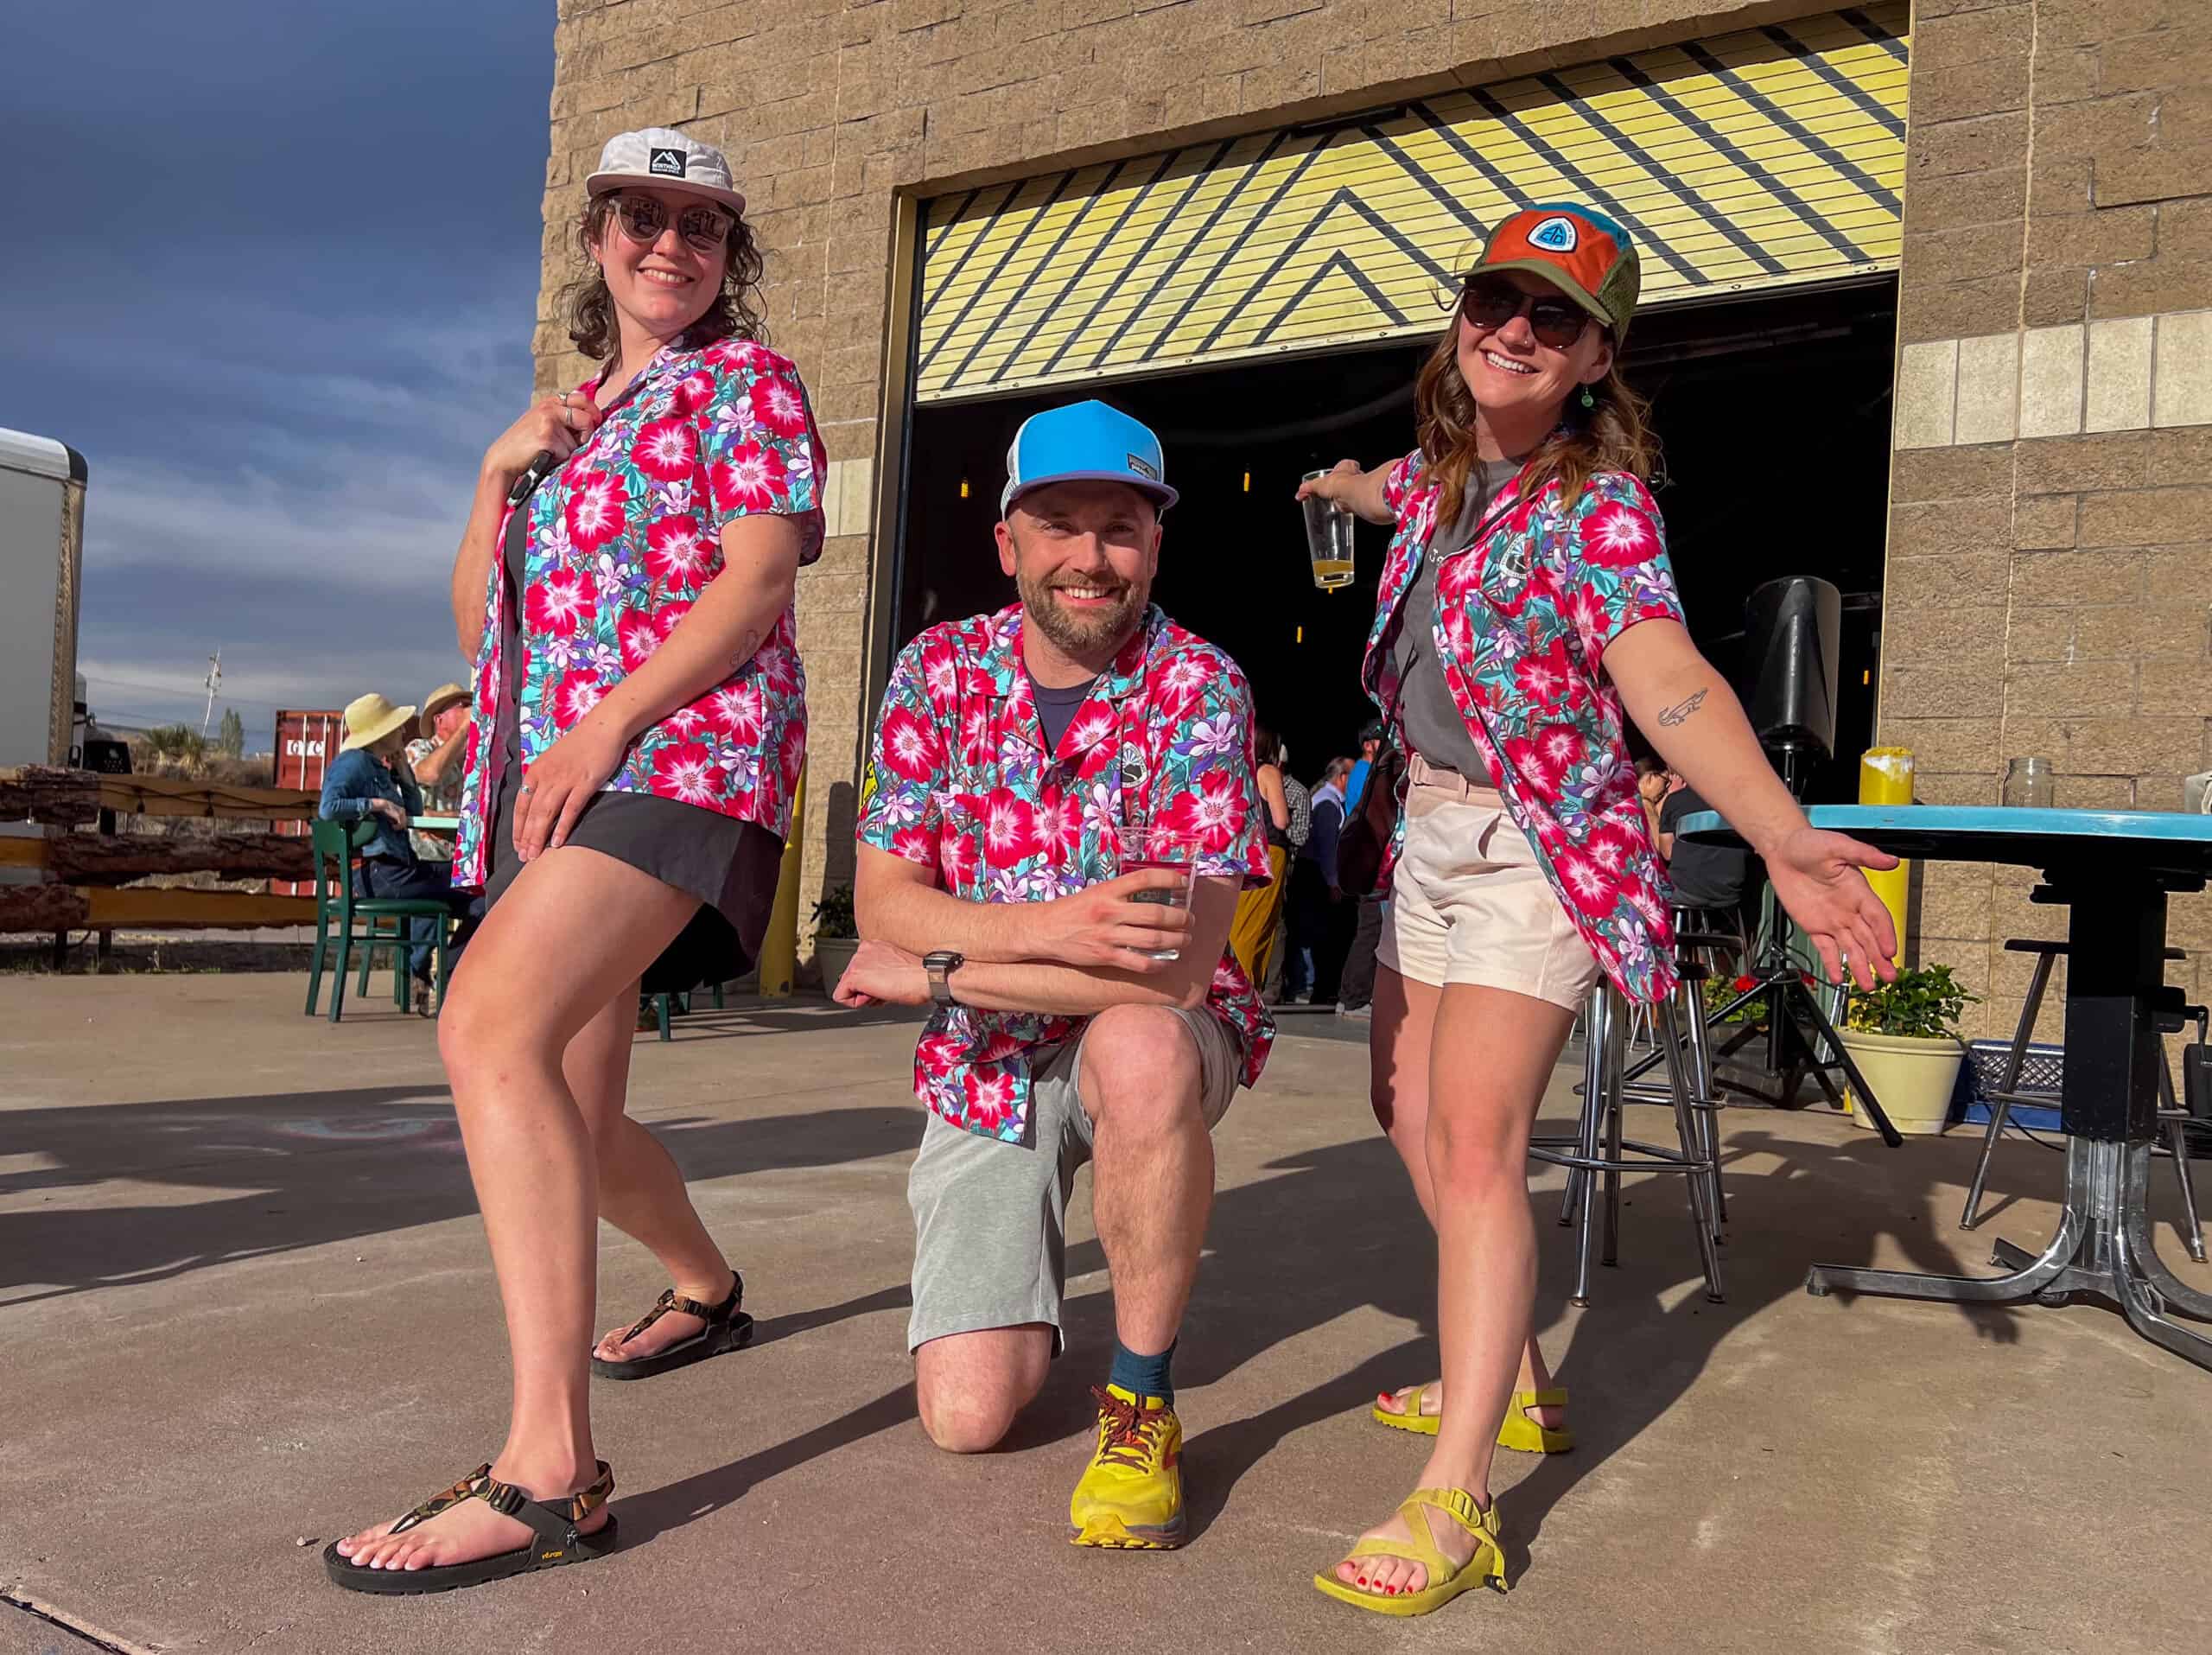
left=1300, top=469, right=1355, bottom=590
left=1122, top=825, right=1198, bottom=961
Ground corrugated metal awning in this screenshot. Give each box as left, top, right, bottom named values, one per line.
left=914, top=3, right=1908, bottom=404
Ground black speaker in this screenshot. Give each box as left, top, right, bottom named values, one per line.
left=1742, top=576, right=1840, bottom=761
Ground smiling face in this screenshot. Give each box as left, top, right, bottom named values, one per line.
left=585, top=187, right=728, bottom=342
left=995, top=481, right=1162, bottom=661
left=1454, top=269, right=1616, bottom=425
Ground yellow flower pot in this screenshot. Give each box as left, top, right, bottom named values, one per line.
left=1837, top=1028, right=1967, bottom=1136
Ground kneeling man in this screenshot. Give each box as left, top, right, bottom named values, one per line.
left=836, top=399, right=1273, bottom=1549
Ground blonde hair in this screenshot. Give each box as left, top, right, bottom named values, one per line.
left=1413, top=315, right=1658, bottom=525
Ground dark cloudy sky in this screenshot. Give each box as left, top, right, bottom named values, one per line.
left=4, top=1, right=552, bottom=742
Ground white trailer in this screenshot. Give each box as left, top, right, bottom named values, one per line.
left=1, top=427, right=87, bottom=772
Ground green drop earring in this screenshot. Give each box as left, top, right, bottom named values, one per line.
left=1580, top=385, right=1597, bottom=410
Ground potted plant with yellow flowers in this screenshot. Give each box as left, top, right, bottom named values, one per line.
left=1837, top=964, right=1977, bottom=1136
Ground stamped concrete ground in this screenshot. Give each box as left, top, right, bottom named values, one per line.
left=3, top=972, right=2208, bottom=1654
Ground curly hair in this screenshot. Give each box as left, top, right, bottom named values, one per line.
left=1413, top=307, right=1658, bottom=528
left=561, top=191, right=770, bottom=364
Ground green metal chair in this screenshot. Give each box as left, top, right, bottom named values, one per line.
left=304, top=818, right=456, bottom=1022
left=645, top=981, right=726, bottom=1041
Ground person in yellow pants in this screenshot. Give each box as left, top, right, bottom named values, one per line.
left=1230, top=724, right=1293, bottom=983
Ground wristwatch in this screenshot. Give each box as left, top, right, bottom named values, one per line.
left=924, top=950, right=965, bottom=1008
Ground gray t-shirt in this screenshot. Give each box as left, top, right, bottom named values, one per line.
left=1393, top=457, right=1519, bottom=777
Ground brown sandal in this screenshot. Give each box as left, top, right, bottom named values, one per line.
left=590, top=1272, right=753, bottom=1380
left=323, top=1461, right=617, bottom=1595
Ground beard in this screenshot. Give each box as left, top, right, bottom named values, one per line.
left=1017, top=568, right=1147, bottom=659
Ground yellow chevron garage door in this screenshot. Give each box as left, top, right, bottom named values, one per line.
left=914, top=3, right=1908, bottom=404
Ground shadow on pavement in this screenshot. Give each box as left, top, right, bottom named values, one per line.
left=618, top=1118, right=2027, bottom=1557
left=0, top=1090, right=918, bottom=1307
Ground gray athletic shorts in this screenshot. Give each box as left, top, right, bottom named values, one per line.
left=906, top=1006, right=1243, bottom=1354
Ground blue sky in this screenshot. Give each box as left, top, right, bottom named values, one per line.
left=3, top=1, right=553, bottom=744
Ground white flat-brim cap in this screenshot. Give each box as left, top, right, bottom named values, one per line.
left=586, top=127, right=746, bottom=217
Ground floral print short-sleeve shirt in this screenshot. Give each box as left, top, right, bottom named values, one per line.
left=451, top=339, right=825, bottom=890
left=858, top=603, right=1275, bottom=1143
left=1363, top=451, right=1687, bottom=1003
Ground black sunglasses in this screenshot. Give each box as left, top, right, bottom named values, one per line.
left=610, top=192, right=735, bottom=253
left=1458, top=274, right=1596, bottom=350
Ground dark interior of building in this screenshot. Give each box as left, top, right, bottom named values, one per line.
left=893, top=277, right=1897, bottom=803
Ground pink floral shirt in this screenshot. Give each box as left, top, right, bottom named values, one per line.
left=1364, top=452, right=1686, bottom=1004
left=858, top=603, right=1274, bottom=1142
left=452, top=340, right=825, bottom=888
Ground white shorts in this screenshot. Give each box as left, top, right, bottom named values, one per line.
left=1377, top=754, right=1603, bottom=1011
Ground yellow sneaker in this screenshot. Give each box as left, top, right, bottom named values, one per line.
left=1069, top=1384, right=1185, bottom=1550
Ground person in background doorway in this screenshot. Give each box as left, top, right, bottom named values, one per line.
left=1296, top=202, right=1898, bottom=1616
left=1230, top=722, right=1294, bottom=985
left=1346, top=719, right=1383, bottom=813
left=1657, top=767, right=1753, bottom=926
left=1634, top=754, right=1668, bottom=844
left=405, top=682, right=473, bottom=864
left=320, top=691, right=480, bottom=1013
left=1264, top=749, right=1313, bottom=1002
left=1287, top=756, right=1352, bottom=1004
left=834, top=398, right=1272, bottom=1554
left=330, top=126, right=823, bottom=1595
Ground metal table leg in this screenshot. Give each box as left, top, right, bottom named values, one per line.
left=1806, top=1137, right=2212, bottom=1372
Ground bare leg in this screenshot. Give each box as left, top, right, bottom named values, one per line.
left=1366, top=966, right=1560, bottom=1434
left=913, top=1325, right=1055, bottom=1453
left=1079, top=1005, right=1214, bottom=1355
left=564, top=981, right=739, bottom=1362
left=1337, top=983, right=1575, bottom=1600
left=334, top=848, right=694, bottom=1573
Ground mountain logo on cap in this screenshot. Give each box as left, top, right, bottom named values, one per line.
left=649, top=147, right=687, bottom=178
left=1528, top=215, right=1580, bottom=252
left=1125, top=453, right=1160, bottom=481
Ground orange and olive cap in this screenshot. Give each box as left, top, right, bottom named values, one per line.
left=1472, top=203, right=1641, bottom=340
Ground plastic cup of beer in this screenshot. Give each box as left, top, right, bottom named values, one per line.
left=1122, top=825, right=1198, bottom=961
left=1300, top=469, right=1355, bottom=589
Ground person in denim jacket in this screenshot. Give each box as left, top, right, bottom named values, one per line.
left=319, top=692, right=478, bottom=1007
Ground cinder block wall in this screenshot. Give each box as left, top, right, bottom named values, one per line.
left=1878, top=0, right=2211, bottom=1041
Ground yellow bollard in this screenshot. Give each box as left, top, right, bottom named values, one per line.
left=756, top=763, right=807, bottom=998
left=1859, top=747, right=1913, bottom=964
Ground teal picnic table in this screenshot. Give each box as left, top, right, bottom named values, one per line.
left=408, top=815, right=461, bottom=833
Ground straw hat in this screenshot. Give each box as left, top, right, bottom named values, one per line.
left=418, top=682, right=471, bottom=732
left=340, top=693, right=417, bottom=753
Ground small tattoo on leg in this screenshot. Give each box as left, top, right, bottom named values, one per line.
left=1657, top=689, right=1707, bottom=728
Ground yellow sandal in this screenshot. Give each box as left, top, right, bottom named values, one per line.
left=1370, top=1384, right=1574, bottom=1453
left=1313, top=1486, right=1508, bottom=1616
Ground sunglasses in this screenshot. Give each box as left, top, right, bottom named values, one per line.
left=609, top=192, right=735, bottom=254
left=1458, top=274, right=1596, bottom=350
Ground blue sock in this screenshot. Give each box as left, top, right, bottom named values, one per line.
left=1109, top=1337, right=1176, bottom=1405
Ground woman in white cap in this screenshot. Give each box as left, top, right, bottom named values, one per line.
left=319, top=691, right=479, bottom=1009
left=1297, top=204, right=1898, bottom=1615
left=329, top=127, right=824, bottom=1594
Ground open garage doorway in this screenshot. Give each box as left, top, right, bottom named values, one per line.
left=893, top=277, right=1897, bottom=801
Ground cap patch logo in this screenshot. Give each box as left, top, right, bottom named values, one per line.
left=1125, top=453, right=1160, bottom=481
left=649, top=147, right=687, bottom=178
left=1528, top=214, right=1580, bottom=252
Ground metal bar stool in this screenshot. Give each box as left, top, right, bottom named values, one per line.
left=1960, top=939, right=2205, bottom=1264
left=1533, top=981, right=1725, bottom=1305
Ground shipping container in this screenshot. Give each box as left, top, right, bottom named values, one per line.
left=271, top=710, right=345, bottom=895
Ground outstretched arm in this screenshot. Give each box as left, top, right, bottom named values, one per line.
left=1603, top=618, right=1898, bottom=987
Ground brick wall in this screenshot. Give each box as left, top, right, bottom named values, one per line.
left=537, top=0, right=1803, bottom=957
left=1881, top=0, right=2211, bottom=1041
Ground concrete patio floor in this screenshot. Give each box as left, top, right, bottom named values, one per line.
left=3, top=971, right=2208, bottom=1654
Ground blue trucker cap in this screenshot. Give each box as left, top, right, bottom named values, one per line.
left=1001, top=399, right=1179, bottom=516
